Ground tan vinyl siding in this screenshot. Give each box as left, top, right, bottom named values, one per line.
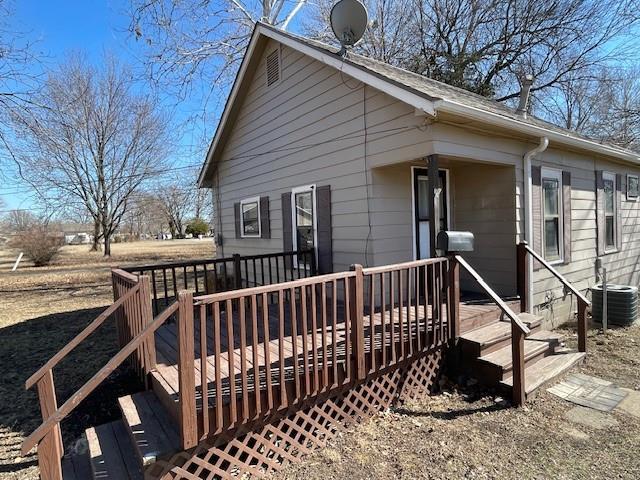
left=214, top=40, right=433, bottom=272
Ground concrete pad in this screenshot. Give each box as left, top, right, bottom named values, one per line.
left=617, top=389, right=640, bottom=419
left=564, top=406, right=619, bottom=429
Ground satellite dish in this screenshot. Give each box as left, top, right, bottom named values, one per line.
left=330, top=0, right=368, bottom=55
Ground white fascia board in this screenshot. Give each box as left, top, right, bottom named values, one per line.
left=438, top=99, right=640, bottom=165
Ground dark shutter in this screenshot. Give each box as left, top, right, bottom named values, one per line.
left=595, top=170, right=605, bottom=255
left=616, top=173, right=623, bottom=250
left=234, top=202, right=241, bottom=239
left=562, top=171, right=572, bottom=264
left=316, top=185, right=333, bottom=274
left=260, top=196, right=270, bottom=239
left=531, top=165, right=542, bottom=270
left=281, top=192, right=293, bottom=269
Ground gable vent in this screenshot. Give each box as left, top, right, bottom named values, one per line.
left=266, top=49, right=280, bottom=87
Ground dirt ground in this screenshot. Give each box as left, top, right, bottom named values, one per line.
left=274, top=326, right=640, bottom=480
left=0, top=239, right=215, bottom=480
left=1, top=240, right=638, bottom=480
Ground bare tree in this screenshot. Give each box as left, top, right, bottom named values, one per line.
left=308, top=1, right=639, bottom=102
left=127, top=0, right=309, bottom=126
left=543, top=67, right=640, bottom=150
left=154, top=183, right=194, bottom=239
left=12, top=55, right=171, bottom=256
left=4, top=209, right=37, bottom=232
left=0, top=0, right=41, bottom=174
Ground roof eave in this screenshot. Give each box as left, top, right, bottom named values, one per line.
left=438, top=100, right=640, bottom=164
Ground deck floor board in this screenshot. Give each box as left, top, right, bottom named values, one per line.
left=151, top=302, right=504, bottom=411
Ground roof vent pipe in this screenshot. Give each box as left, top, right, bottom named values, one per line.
left=516, top=75, right=534, bottom=118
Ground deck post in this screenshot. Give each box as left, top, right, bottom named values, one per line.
left=233, top=254, right=242, bottom=289
left=36, top=370, right=63, bottom=480
left=177, top=291, right=198, bottom=449
left=447, top=256, right=461, bottom=340
left=349, top=264, right=366, bottom=380
left=138, top=275, right=156, bottom=379
left=511, top=323, right=526, bottom=407
left=577, top=298, right=588, bottom=353
left=516, top=242, right=529, bottom=313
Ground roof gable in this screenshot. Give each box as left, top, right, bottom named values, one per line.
left=199, top=23, right=639, bottom=186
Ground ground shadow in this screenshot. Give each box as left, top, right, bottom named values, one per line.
left=0, top=306, right=144, bottom=455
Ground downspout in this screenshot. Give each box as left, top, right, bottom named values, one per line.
left=523, top=137, right=548, bottom=313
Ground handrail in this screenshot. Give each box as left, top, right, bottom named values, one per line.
left=522, top=244, right=590, bottom=305
left=25, top=282, right=142, bottom=390
left=22, top=301, right=179, bottom=454
left=193, top=269, right=356, bottom=304
left=362, top=256, right=447, bottom=275
left=455, top=255, right=530, bottom=335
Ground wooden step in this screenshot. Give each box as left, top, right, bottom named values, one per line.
left=475, top=330, right=563, bottom=382
left=460, top=313, right=543, bottom=358
left=501, top=351, right=586, bottom=398
left=459, top=300, right=522, bottom=334
left=118, top=391, right=181, bottom=466
left=61, top=452, right=92, bottom=480
left=86, top=420, right=144, bottom=479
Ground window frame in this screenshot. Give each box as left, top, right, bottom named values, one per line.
left=627, top=174, right=639, bottom=201
left=239, top=196, right=261, bottom=238
left=541, top=168, right=564, bottom=264
left=291, top=184, right=318, bottom=268
left=602, top=171, right=617, bottom=252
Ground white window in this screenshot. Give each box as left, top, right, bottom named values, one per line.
left=541, top=169, right=563, bottom=263
left=603, top=172, right=616, bottom=250
left=240, top=197, right=261, bottom=238
left=291, top=185, right=317, bottom=267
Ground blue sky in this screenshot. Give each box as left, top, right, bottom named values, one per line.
left=1, top=0, right=210, bottom=211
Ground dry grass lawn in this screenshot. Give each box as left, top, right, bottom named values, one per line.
left=0, top=239, right=215, bottom=480
left=1, top=239, right=638, bottom=480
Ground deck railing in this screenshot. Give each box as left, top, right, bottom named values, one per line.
left=517, top=241, right=590, bottom=352
left=455, top=255, right=530, bottom=406
left=173, top=257, right=457, bottom=445
left=21, top=273, right=175, bottom=480
left=123, top=249, right=316, bottom=315
left=360, top=257, right=452, bottom=374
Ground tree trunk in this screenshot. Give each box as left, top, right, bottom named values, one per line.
left=91, top=220, right=100, bottom=251
left=103, top=233, right=111, bottom=256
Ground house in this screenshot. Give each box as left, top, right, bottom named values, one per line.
left=198, top=23, right=640, bottom=328
left=24, top=23, right=640, bottom=480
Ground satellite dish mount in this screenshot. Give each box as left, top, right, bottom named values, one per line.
left=330, top=0, right=368, bottom=56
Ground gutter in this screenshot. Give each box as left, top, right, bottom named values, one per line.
left=523, top=137, right=549, bottom=313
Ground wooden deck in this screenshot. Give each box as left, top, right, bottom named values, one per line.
left=150, top=301, right=507, bottom=415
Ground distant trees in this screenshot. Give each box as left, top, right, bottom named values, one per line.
left=185, top=218, right=209, bottom=237
left=12, top=55, right=171, bottom=256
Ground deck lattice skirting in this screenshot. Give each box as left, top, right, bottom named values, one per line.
left=148, top=348, right=444, bottom=479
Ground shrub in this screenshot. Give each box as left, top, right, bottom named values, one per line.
left=11, top=225, right=64, bottom=266
left=185, top=218, right=209, bottom=237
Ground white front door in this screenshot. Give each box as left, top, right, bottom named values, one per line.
left=413, top=168, right=449, bottom=259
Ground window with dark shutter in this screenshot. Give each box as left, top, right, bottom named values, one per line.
left=596, top=170, right=621, bottom=254
left=531, top=165, right=543, bottom=270
left=281, top=192, right=293, bottom=269
left=541, top=168, right=564, bottom=263
left=316, top=185, right=333, bottom=274
left=259, top=196, right=270, bottom=239
left=562, top=171, right=572, bottom=264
